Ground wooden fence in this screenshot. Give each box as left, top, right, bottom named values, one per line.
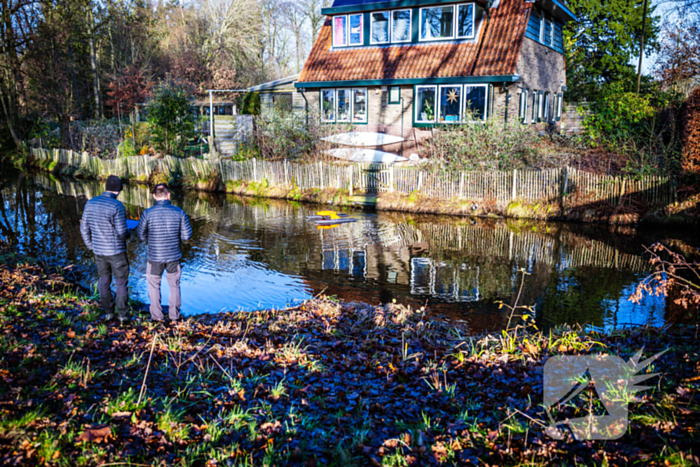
left=33, top=173, right=651, bottom=274
left=31, top=148, right=676, bottom=207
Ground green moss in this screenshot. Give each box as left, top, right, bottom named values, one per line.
left=406, top=191, right=421, bottom=204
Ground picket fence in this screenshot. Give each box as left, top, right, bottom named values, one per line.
left=33, top=173, right=651, bottom=274
left=31, top=148, right=676, bottom=207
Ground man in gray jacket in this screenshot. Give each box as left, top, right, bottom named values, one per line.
left=137, top=184, right=193, bottom=322
left=80, top=175, right=131, bottom=322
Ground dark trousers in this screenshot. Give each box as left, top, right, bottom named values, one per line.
left=146, top=261, right=182, bottom=321
left=95, top=253, right=129, bottom=319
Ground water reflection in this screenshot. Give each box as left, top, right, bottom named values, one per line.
left=1, top=170, right=696, bottom=332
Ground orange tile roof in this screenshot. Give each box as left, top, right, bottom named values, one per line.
left=298, top=0, right=531, bottom=83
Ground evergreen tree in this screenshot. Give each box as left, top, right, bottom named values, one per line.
left=564, top=0, right=660, bottom=101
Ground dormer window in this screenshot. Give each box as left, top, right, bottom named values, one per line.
left=392, top=10, right=412, bottom=43
left=333, top=13, right=363, bottom=47
left=420, top=3, right=475, bottom=42
left=420, top=6, right=454, bottom=41
left=333, top=16, right=347, bottom=46
left=371, top=12, right=390, bottom=44
left=457, top=4, right=475, bottom=39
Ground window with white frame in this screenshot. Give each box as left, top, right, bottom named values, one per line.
left=548, top=19, right=554, bottom=47
left=539, top=13, right=545, bottom=43
left=416, top=83, right=488, bottom=124
left=420, top=5, right=454, bottom=40
left=463, top=85, right=488, bottom=121
left=544, top=92, right=551, bottom=121
left=519, top=90, right=528, bottom=123
left=415, top=85, right=437, bottom=123
left=457, top=3, right=475, bottom=39
left=321, top=89, right=335, bottom=122
left=350, top=14, right=363, bottom=45
left=556, top=93, right=562, bottom=121
left=321, top=88, right=368, bottom=123
left=439, top=85, right=461, bottom=123
left=531, top=90, right=538, bottom=124
left=333, top=16, right=347, bottom=47
left=352, top=88, right=367, bottom=123
left=333, top=14, right=363, bottom=47
left=371, top=11, right=390, bottom=44
left=392, top=10, right=412, bottom=42
left=337, top=89, right=351, bottom=122
left=537, top=90, right=544, bottom=120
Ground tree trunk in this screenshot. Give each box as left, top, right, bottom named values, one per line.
left=88, top=10, right=101, bottom=119
left=1, top=0, right=22, bottom=149
left=60, top=115, right=71, bottom=149
left=0, top=88, right=21, bottom=149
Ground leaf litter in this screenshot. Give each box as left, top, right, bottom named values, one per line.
left=0, top=240, right=698, bottom=466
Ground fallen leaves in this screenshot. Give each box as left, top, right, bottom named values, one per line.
left=75, top=425, right=112, bottom=443
left=0, top=249, right=698, bottom=466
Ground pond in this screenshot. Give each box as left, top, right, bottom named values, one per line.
left=1, top=169, right=696, bottom=333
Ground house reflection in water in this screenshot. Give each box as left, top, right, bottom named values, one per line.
left=26, top=174, right=673, bottom=332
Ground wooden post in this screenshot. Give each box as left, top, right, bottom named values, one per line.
left=253, top=158, right=257, bottom=182
left=618, top=178, right=626, bottom=205
left=390, top=165, right=395, bottom=192
left=673, top=181, right=678, bottom=207
left=209, top=90, right=214, bottom=140
left=349, top=165, right=354, bottom=196
left=418, top=171, right=423, bottom=191
left=459, top=172, right=464, bottom=199
left=512, top=169, right=517, bottom=201
left=284, top=160, right=288, bottom=186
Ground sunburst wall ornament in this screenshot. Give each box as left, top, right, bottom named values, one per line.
left=447, top=89, right=459, bottom=104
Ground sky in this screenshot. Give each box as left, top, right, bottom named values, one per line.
left=641, top=0, right=680, bottom=75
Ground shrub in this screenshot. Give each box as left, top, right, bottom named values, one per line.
left=582, top=83, right=683, bottom=176
left=422, top=112, right=538, bottom=173
left=70, top=120, right=122, bottom=157
left=146, top=79, right=196, bottom=156
left=252, top=108, right=350, bottom=161
left=133, top=122, right=151, bottom=148
left=118, top=137, right=136, bottom=158
left=681, top=87, right=700, bottom=177
left=240, top=92, right=260, bottom=115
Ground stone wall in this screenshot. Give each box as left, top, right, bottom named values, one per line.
left=516, top=37, right=566, bottom=96
left=515, top=37, right=566, bottom=128
left=560, top=102, right=591, bottom=134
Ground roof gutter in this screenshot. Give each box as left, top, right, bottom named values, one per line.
left=322, top=0, right=487, bottom=15
left=295, top=75, right=520, bottom=89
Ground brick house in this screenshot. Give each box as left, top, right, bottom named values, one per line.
left=293, top=0, right=576, bottom=151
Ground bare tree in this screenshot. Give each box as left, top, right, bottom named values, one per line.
left=0, top=0, right=40, bottom=148
left=282, top=1, right=307, bottom=73
left=198, top=0, right=262, bottom=77
left=654, top=15, right=700, bottom=95
left=259, top=0, right=293, bottom=80
left=299, top=0, right=328, bottom=44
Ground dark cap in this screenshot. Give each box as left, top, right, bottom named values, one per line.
left=105, top=175, right=123, bottom=192
left=152, top=183, right=169, bottom=194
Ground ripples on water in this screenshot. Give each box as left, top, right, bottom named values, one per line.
left=1, top=171, right=697, bottom=332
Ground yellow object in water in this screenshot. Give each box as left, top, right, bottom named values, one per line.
left=317, top=210, right=341, bottom=220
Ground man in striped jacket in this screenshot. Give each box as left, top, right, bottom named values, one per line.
left=80, top=175, right=131, bottom=322
left=137, top=184, right=193, bottom=323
